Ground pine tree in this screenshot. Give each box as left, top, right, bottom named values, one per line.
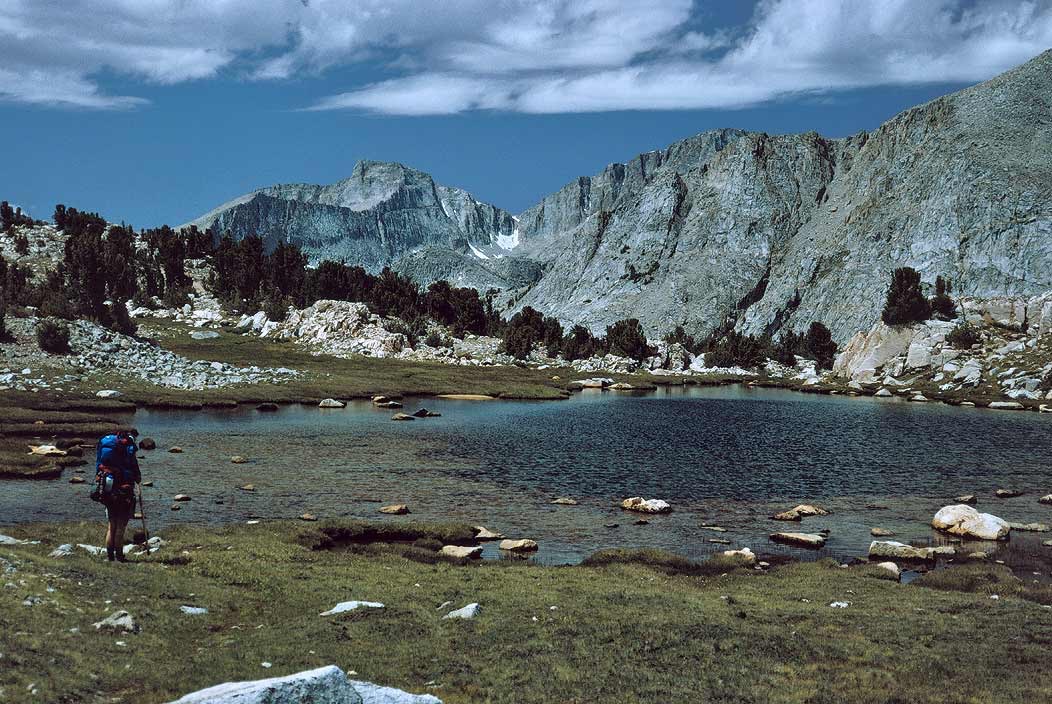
left=881, top=267, right=931, bottom=325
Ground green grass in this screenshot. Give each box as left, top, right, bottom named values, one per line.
left=2, top=520, right=1051, bottom=703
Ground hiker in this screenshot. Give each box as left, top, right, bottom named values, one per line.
left=92, top=431, right=142, bottom=562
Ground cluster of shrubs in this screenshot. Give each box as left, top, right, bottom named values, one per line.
left=697, top=322, right=838, bottom=371
left=882, top=268, right=958, bottom=325
left=499, top=307, right=653, bottom=361
left=0, top=201, right=39, bottom=232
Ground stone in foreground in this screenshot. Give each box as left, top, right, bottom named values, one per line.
left=440, top=545, right=483, bottom=559
left=769, top=532, right=826, bottom=548
left=875, top=561, right=901, bottom=579
left=772, top=504, right=829, bottom=521
left=166, top=664, right=442, bottom=703
left=721, top=547, right=756, bottom=565
left=499, top=539, right=539, bottom=552
left=443, top=603, right=481, bottom=620
left=932, top=505, right=1009, bottom=540
left=320, top=601, right=384, bottom=616
left=620, top=497, right=671, bottom=513
left=93, top=610, right=139, bottom=633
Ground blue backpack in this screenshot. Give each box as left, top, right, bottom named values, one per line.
left=91, top=432, right=138, bottom=505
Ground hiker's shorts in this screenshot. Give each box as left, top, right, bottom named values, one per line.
left=105, top=495, right=135, bottom=523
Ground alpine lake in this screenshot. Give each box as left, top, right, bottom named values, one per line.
left=5, top=385, right=1052, bottom=575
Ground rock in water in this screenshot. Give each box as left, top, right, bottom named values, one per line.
left=931, top=505, right=1010, bottom=540
left=139, top=437, right=156, bottom=450
left=620, top=497, right=672, bottom=513
left=230, top=456, right=248, bottom=464
left=440, top=545, right=483, bottom=559
left=995, top=489, right=1023, bottom=498
left=551, top=497, right=579, bottom=505
left=772, top=504, right=829, bottom=521
left=168, top=446, right=183, bottom=454
left=173, top=494, right=192, bottom=502
left=499, top=539, right=539, bottom=552
left=473, top=526, right=504, bottom=540
left=988, top=401, right=1024, bottom=410
left=869, top=540, right=954, bottom=561
left=379, top=504, right=410, bottom=515
left=1040, top=495, right=1052, bottom=505
left=390, top=413, right=415, bottom=421
left=870, top=527, right=895, bottom=537
left=256, top=403, right=279, bottom=412
left=28, top=444, right=66, bottom=456
left=318, top=398, right=346, bottom=408
left=1007, top=522, right=1051, bottom=532
left=954, top=494, right=977, bottom=504
left=770, top=532, right=826, bottom=548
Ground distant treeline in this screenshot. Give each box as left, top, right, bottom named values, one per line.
left=0, top=203, right=844, bottom=368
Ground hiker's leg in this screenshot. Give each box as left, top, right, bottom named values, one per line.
left=105, top=510, right=117, bottom=561
left=115, top=514, right=130, bottom=561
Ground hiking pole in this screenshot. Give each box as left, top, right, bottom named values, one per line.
left=136, top=482, right=152, bottom=552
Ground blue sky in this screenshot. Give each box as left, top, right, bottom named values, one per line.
left=1, top=1, right=1049, bottom=228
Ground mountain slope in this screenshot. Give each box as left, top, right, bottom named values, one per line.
left=509, top=50, right=1052, bottom=342
left=187, top=160, right=522, bottom=282
left=188, top=51, right=1052, bottom=343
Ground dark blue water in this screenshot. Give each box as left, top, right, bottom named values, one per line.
left=4, top=386, right=1051, bottom=564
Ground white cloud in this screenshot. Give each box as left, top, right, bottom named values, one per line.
left=316, top=0, right=1052, bottom=114
left=0, top=0, right=1050, bottom=111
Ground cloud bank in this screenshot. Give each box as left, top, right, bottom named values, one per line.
left=0, top=0, right=1049, bottom=112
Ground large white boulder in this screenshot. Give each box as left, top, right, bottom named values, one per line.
left=620, top=497, right=671, bottom=514
left=167, top=665, right=441, bottom=704
left=932, top=504, right=1010, bottom=540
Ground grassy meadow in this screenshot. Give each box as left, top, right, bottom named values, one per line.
left=2, top=520, right=1052, bottom=703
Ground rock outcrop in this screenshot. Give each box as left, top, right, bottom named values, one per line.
left=931, top=505, right=1010, bottom=540
left=166, top=664, right=441, bottom=703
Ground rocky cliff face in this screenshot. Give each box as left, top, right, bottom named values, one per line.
left=510, top=50, right=1052, bottom=342
left=189, top=51, right=1052, bottom=343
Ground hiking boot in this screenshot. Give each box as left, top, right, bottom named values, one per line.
left=107, top=548, right=116, bottom=562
